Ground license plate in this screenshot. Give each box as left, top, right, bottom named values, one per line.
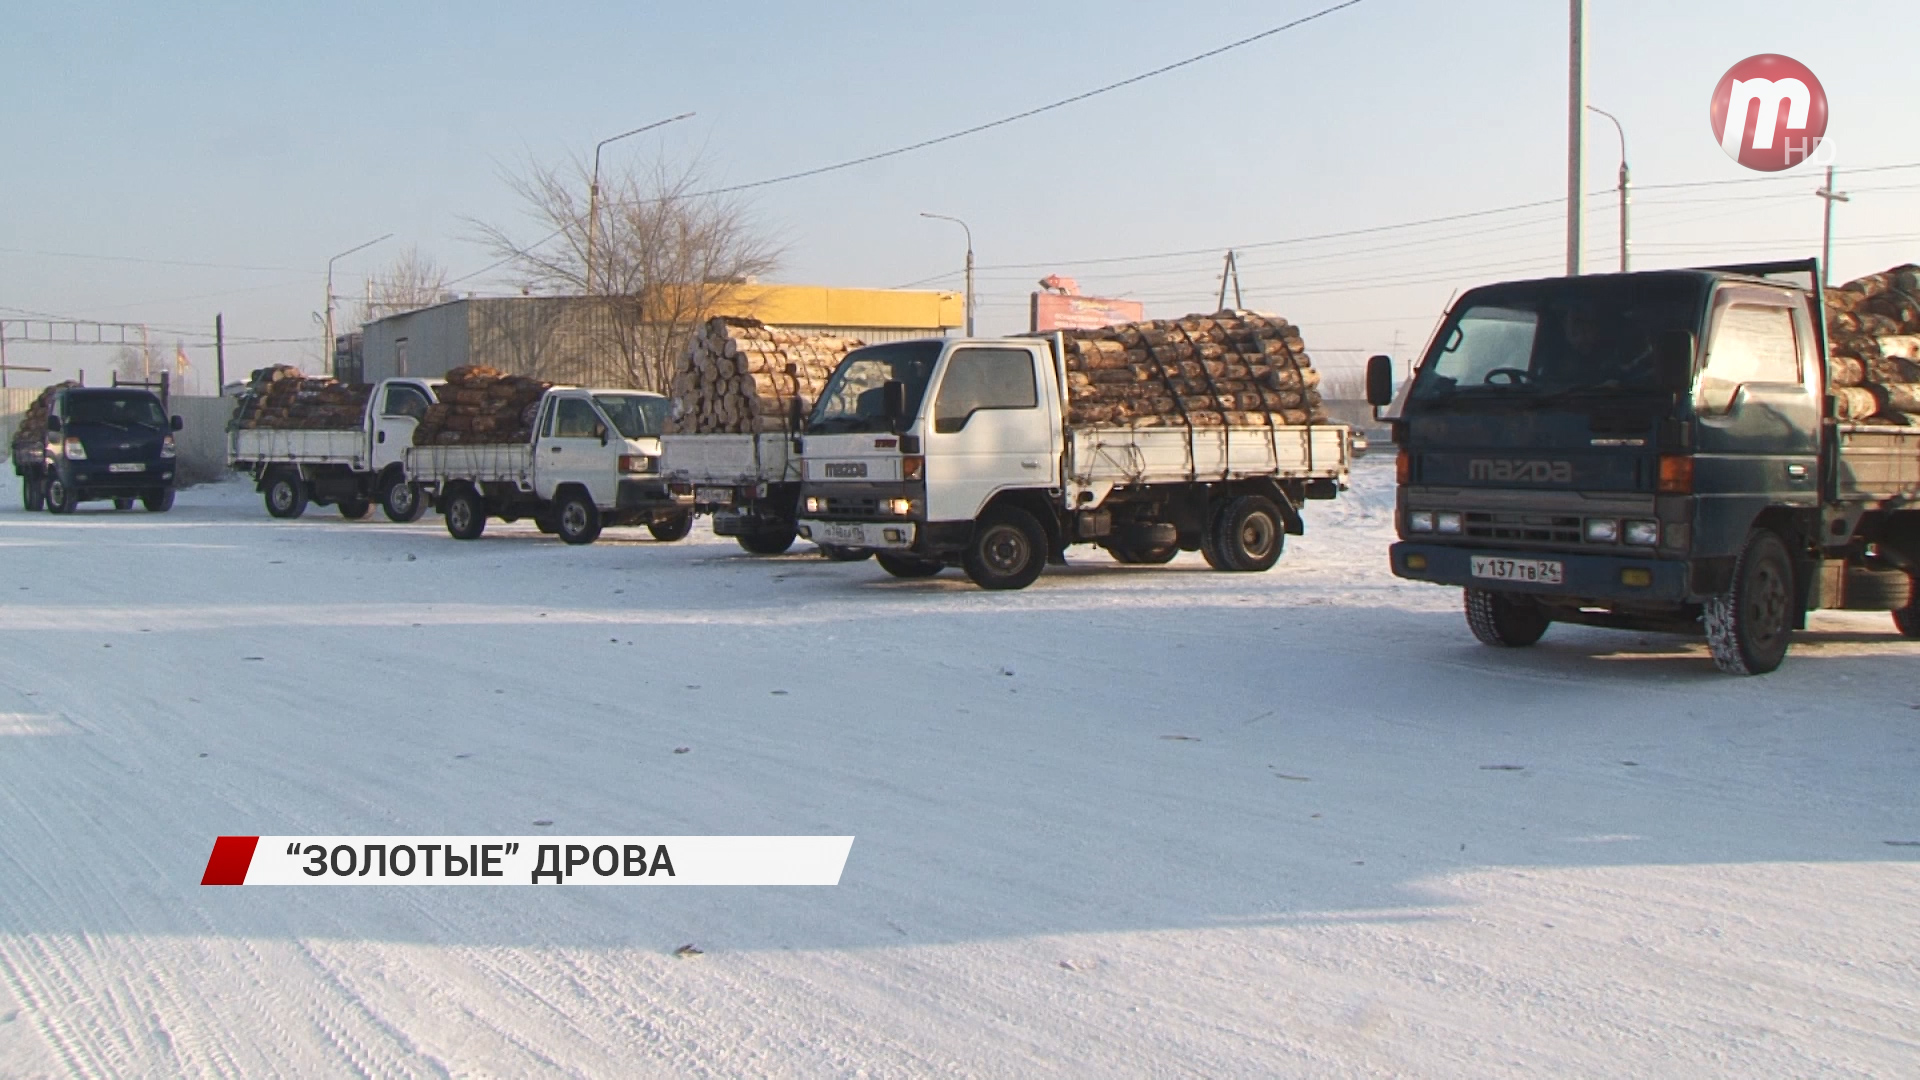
left=821, top=522, right=869, bottom=544
left=695, top=486, right=734, bottom=506
left=108, top=463, right=146, bottom=473
left=1471, top=556, right=1563, bottom=585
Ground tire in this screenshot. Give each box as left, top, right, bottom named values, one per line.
left=1207, top=496, right=1285, bottom=572
left=963, top=506, right=1048, bottom=590
left=380, top=477, right=425, bottom=523
left=876, top=552, right=944, bottom=579
left=737, top=522, right=798, bottom=555
left=443, top=485, right=487, bottom=540
left=1464, top=587, right=1551, bottom=647
left=1895, top=582, right=1919, bottom=638
left=21, top=475, right=44, bottom=512
left=817, top=544, right=872, bottom=562
left=44, top=475, right=78, bottom=515
left=142, top=489, right=174, bottom=513
left=264, top=472, right=307, bottom=519
left=1108, top=543, right=1178, bottom=565
left=648, top=511, right=693, bottom=543
left=554, top=490, right=603, bottom=545
left=338, top=497, right=372, bottom=520
left=1704, top=529, right=1795, bottom=675
left=534, top=514, right=558, bottom=535
left=113, top=498, right=135, bottom=511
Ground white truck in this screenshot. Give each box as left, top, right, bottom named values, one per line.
left=795, top=335, right=1351, bottom=589
left=405, top=387, right=692, bottom=544
left=228, top=377, right=442, bottom=522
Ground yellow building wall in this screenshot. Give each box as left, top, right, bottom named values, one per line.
left=668, top=284, right=964, bottom=331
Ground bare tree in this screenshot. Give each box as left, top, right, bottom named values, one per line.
left=356, top=246, right=451, bottom=326
left=112, top=344, right=149, bottom=383
left=472, top=155, right=780, bottom=391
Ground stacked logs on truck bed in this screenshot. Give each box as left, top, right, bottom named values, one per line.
left=1826, top=264, right=1920, bottom=425
left=664, top=317, right=864, bottom=435
left=9, top=382, right=78, bottom=453
left=1059, top=311, right=1330, bottom=427
left=229, top=365, right=373, bottom=431
left=411, top=366, right=551, bottom=446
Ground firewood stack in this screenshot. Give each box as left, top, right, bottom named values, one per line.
left=229, top=365, right=372, bottom=431
left=1060, top=311, right=1330, bottom=427
left=1826, top=264, right=1920, bottom=425
left=663, top=317, right=864, bottom=434
left=9, top=382, right=79, bottom=452
left=411, top=366, right=551, bottom=446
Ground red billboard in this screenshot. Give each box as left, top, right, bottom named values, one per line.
left=1030, top=292, right=1145, bottom=332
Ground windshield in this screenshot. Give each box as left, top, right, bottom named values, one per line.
left=65, top=391, right=168, bottom=428
left=807, top=341, right=943, bottom=434
left=1410, top=275, right=1706, bottom=402
left=593, top=394, right=670, bottom=439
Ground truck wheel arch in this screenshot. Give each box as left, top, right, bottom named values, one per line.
left=977, top=489, right=1064, bottom=555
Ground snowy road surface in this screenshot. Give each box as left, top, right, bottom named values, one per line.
left=0, top=458, right=1915, bottom=1078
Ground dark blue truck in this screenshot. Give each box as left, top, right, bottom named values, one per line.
left=11, top=385, right=183, bottom=514
left=1372, top=259, right=1919, bottom=674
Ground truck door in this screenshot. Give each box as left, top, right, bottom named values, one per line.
left=1692, top=286, right=1822, bottom=554
left=540, top=394, right=622, bottom=506
left=371, top=381, right=432, bottom=471
left=924, top=345, right=1057, bottom=521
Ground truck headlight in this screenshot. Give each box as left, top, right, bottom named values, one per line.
left=885, top=497, right=913, bottom=516
left=1407, top=510, right=1435, bottom=533
left=160, top=435, right=177, bottom=459
left=1585, top=518, right=1620, bottom=543
left=1435, top=511, right=1463, bottom=534
left=62, top=436, right=87, bottom=460
left=1623, top=520, right=1659, bottom=546
left=804, top=496, right=821, bottom=514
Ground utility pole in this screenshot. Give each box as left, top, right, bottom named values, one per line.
left=585, top=112, right=695, bottom=295
left=1566, top=0, right=1586, bottom=276
left=325, top=233, right=392, bottom=377
left=1587, top=105, right=1629, bottom=272
left=1816, top=166, right=1849, bottom=290
left=1217, top=250, right=1244, bottom=310
left=921, top=213, right=975, bottom=336
left=215, top=314, right=226, bottom=392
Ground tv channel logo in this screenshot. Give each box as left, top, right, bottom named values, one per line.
left=1709, top=54, right=1829, bottom=172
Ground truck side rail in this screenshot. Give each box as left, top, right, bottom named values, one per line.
left=1066, top=424, right=1349, bottom=487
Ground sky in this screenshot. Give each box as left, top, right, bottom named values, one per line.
left=2, top=0, right=1917, bottom=392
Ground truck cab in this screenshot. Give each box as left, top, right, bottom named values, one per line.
left=13, top=386, right=182, bottom=514
left=1380, top=260, right=1919, bottom=673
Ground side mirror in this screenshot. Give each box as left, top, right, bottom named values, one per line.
left=594, top=422, right=609, bottom=446
left=882, top=380, right=908, bottom=433
left=45, top=415, right=62, bottom=433
left=170, top=415, right=184, bottom=432
left=1653, top=330, right=1696, bottom=395
left=1365, top=354, right=1396, bottom=408
left=788, top=395, right=807, bottom=433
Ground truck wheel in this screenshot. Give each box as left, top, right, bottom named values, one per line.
left=21, top=474, right=45, bottom=512
left=1895, top=582, right=1919, bottom=638
left=876, top=552, right=943, bottom=579
left=1704, top=529, right=1794, bottom=675
left=1108, top=543, right=1178, bottom=565
left=338, top=497, right=372, bottom=520
left=534, top=514, right=558, bottom=535
left=45, top=476, right=78, bottom=515
left=817, top=544, right=872, bottom=562
left=264, top=472, right=307, bottom=519
left=554, top=491, right=603, bottom=545
left=113, top=498, right=135, bottom=511
left=380, top=478, right=425, bottom=523
left=737, top=523, right=798, bottom=555
left=963, top=506, right=1048, bottom=590
left=1208, top=496, right=1285, bottom=572
left=1465, top=588, right=1551, bottom=647
left=142, top=489, right=174, bottom=513
left=443, top=485, right=487, bottom=540
left=648, top=511, right=693, bottom=542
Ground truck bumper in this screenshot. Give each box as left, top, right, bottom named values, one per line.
left=796, top=519, right=917, bottom=550
left=1390, top=542, right=1690, bottom=604
left=615, top=478, right=678, bottom=512
left=60, top=461, right=175, bottom=495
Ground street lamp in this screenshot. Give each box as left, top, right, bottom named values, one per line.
left=920, top=213, right=974, bottom=337
left=1587, top=105, right=1630, bottom=272
left=585, top=111, right=694, bottom=294
left=325, top=233, right=392, bottom=377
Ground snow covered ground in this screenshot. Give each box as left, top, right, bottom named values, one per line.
left=0, top=457, right=1915, bottom=1078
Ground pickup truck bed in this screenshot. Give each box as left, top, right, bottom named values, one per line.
left=1836, top=423, right=1920, bottom=500
left=661, top=433, right=797, bottom=485
left=230, top=428, right=366, bottom=469
left=1067, top=422, right=1349, bottom=489
left=406, top=443, right=536, bottom=487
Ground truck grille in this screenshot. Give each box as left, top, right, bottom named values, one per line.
left=819, top=495, right=879, bottom=516
left=1464, top=511, right=1582, bottom=545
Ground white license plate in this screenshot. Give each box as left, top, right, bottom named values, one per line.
left=1471, top=556, right=1563, bottom=585
left=695, top=486, right=734, bottom=506
left=820, top=522, right=870, bottom=544
left=108, top=463, right=146, bottom=473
